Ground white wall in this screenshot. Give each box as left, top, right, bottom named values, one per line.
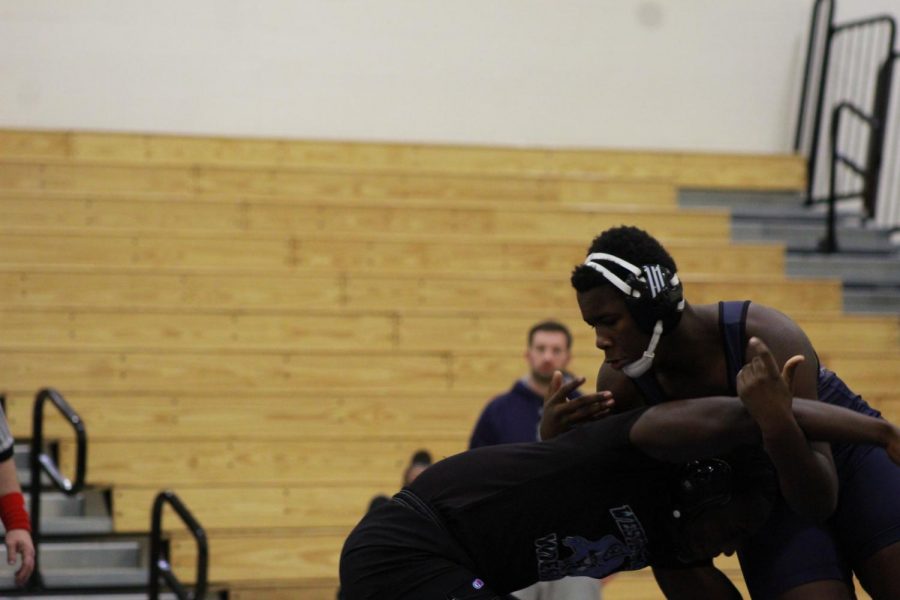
left=0, top=0, right=897, bottom=152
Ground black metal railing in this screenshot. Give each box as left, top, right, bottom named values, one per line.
left=872, top=51, right=900, bottom=233
left=28, top=388, right=88, bottom=589
left=795, top=0, right=835, bottom=160
left=823, top=102, right=880, bottom=252
left=820, top=50, right=899, bottom=252
left=795, top=1, right=896, bottom=205
left=149, top=490, right=208, bottom=600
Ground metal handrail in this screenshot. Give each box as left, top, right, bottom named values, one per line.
left=149, top=490, right=208, bottom=600
left=822, top=101, right=880, bottom=252
left=28, top=388, right=88, bottom=589
left=795, top=0, right=834, bottom=155
left=795, top=0, right=896, bottom=208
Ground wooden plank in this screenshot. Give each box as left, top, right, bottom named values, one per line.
left=0, top=269, right=839, bottom=311
left=0, top=349, right=453, bottom=393
left=0, top=160, right=675, bottom=206
left=6, top=378, right=894, bottom=444
left=4, top=390, right=487, bottom=442
left=399, top=312, right=898, bottom=356
left=113, top=485, right=392, bottom=531
left=166, top=528, right=347, bottom=582
left=59, top=439, right=466, bottom=486
left=602, top=556, right=749, bottom=599
left=343, top=273, right=842, bottom=312
left=0, top=229, right=784, bottom=275
left=0, top=310, right=398, bottom=353
left=228, top=579, right=341, bottom=600
left=0, top=131, right=69, bottom=159
left=818, top=353, right=900, bottom=389
left=0, top=194, right=728, bottom=238
left=0, top=130, right=805, bottom=190
left=0, top=270, right=344, bottom=310
left=0, top=306, right=892, bottom=356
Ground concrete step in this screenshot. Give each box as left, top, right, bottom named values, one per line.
left=786, top=254, right=900, bottom=286
left=15, top=443, right=56, bottom=488
left=680, top=189, right=806, bottom=211
left=41, top=568, right=148, bottom=588
left=732, top=222, right=895, bottom=253
left=36, top=516, right=115, bottom=535
left=0, top=538, right=150, bottom=589
left=843, top=287, right=900, bottom=314
left=680, top=188, right=896, bottom=253
left=3, top=485, right=114, bottom=535
left=37, top=541, right=142, bottom=568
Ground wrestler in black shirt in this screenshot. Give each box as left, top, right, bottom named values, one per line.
left=340, top=343, right=900, bottom=599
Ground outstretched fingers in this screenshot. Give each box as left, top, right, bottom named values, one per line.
left=543, top=371, right=585, bottom=408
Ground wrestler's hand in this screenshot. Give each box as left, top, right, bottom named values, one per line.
left=540, top=370, right=614, bottom=440
left=737, top=337, right=801, bottom=430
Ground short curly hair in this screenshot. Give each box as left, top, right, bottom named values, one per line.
left=571, top=226, right=677, bottom=293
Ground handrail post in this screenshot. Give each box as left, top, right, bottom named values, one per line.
left=27, top=388, right=88, bottom=590
left=823, top=105, right=842, bottom=253
left=795, top=0, right=829, bottom=151
left=866, top=53, right=897, bottom=218
left=149, top=490, right=208, bottom=600
left=805, top=0, right=835, bottom=204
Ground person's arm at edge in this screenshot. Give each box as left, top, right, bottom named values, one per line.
left=0, top=456, right=35, bottom=586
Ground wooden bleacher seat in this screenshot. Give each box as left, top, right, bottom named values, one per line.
left=0, top=228, right=785, bottom=275
left=0, top=129, right=889, bottom=599
left=0, top=306, right=894, bottom=356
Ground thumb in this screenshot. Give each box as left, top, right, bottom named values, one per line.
left=6, top=540, right=14, bottom=565
left=781, top=355, right=805, bottom=394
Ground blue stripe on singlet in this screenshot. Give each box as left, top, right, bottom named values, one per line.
left=718, top=300, right=750, bottom=395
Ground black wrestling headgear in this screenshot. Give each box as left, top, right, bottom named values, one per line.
left=670, top=458, right=734, bottom=522
left=582, top=252, right=685, bottom=334
left=581, top=252, right=685, bottom=376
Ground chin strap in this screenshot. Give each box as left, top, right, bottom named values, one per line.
left=622, top=320, right=664, bottom=378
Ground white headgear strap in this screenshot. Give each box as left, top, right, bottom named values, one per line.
left=622, top=320, right=663, bottom=377
left=583, top=253, right=642, bottom=298
left=582, top=252, right=682, bottom=378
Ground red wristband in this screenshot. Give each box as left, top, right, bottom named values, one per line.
left=0, top=492, right=30, bottom=533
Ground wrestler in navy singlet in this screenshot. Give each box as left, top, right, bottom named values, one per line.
left=631, top=300, right=900, bottom=598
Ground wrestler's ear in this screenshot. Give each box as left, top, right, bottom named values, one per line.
left=781, top=355, right=805, bottom=394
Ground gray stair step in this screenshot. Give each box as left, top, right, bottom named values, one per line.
left=680, top=189, right=865, bottom=220
left=732, top=222, right=895, bottom=253
left=47, top=541, right=140, bottom=569
left=680, top=188, right=896, bottom=253
left=37, top=515, right=115, bottom=535
left=4, top=488, right=113, bottom=535
left=42, top=568, right=149, bottom=587
left=680, top=189, right=805, bottom=210
left=0, top=541, right=142, bottom=569
left=787, top=254, right=900, bottom=286
left=842, top=288, right=900, bottom=314
left=15, top=492, right=85, bottom=518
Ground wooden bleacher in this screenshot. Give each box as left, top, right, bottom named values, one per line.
left=1, top=129, right=894, bottom=599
